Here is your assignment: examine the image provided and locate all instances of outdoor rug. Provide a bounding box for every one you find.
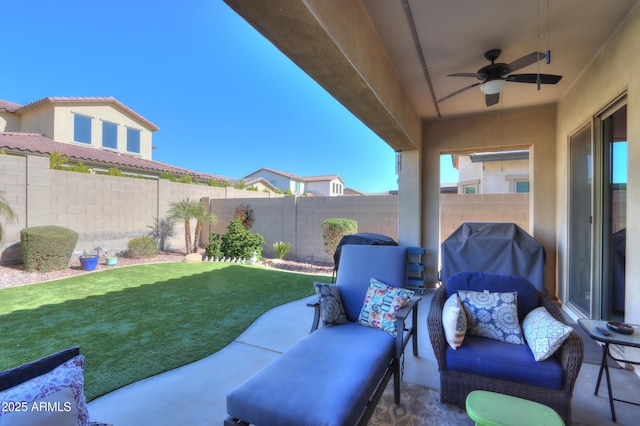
[371,381,473,426]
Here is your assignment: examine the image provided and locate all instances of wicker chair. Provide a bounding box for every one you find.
[428,274,584,425]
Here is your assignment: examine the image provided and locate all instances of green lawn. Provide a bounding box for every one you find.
[0,263,330,400]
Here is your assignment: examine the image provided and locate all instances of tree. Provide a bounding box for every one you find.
[234,204,255,229]
[0,191,17,245]
[192,204,217,253]
[167,197,201,254]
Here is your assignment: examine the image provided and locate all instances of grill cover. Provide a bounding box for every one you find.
[333,233,397,271]
[441,222,545,292]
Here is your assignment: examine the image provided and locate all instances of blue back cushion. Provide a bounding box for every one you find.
[0,347,80,391]
[446,271,539,321]
[336,245,408,322]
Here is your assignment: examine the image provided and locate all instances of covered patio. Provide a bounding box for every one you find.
[220,0,640,357]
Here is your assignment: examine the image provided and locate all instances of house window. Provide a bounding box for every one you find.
[74,114,92,144]
[295,181,301,193]
[464,186,476,194]
[126,127,141,153]
[515,181,530,193]
[102,121,118,149]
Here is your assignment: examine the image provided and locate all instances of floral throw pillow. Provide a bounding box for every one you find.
[358,278,414,337]
[314,282,347,326]
[442,293,467,349]
[0,354,89,425]
[458,290,524,345]
[523,307,573,361]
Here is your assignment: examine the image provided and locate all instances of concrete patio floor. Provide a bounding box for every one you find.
[88,291,640,425]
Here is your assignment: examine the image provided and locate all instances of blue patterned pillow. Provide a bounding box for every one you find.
[523,307,573,361]
[358,278,414,337]
[458,290,524,345]
[314,282,347,326]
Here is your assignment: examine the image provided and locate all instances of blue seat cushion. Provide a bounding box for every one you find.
[446,335,563,390]
[227,323,394,426]
[446,271,540,321]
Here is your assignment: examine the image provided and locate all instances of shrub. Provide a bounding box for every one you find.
[20,226,78,272]
[126,236,158,258]
[234,204,255,229]
[321,218,358,256]
[147,216,175,251]
[204,233,223,259]
[108,167,123,176]
[221,218,265,260]
[159,171,177,181]
[178,175,193,184]
[273,241,291,259]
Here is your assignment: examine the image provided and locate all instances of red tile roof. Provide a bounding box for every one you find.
[0,132,227,183]
[0,100,22,112]
[14,97,159,131]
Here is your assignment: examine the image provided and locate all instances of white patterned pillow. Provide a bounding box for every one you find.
[314,282,347,326]
[358,278,414,337]
[458,290,524,344]
[442,293,467,349]
[523,307,573,361]
[0,354,89,425]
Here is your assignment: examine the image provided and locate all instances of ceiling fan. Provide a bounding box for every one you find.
[437,49,562,107]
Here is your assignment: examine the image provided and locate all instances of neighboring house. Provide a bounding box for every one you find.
[244,168,346,196]
[0,97,227,184]
[450,150,530,194]
[230,176,279,193]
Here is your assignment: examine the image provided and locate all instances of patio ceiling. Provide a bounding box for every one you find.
[223,0,638,150]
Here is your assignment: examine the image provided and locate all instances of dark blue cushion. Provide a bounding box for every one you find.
[446,335,563,390]
[227,323,393,426]
[0,347,80,392]
[446,271,539,321]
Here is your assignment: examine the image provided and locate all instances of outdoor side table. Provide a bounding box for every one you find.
[577,318,640,422]
[465,390,564,426]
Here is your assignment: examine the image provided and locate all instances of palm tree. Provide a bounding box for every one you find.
[192,204,217,253]
[167,197,201,254]
[0,191,17,245]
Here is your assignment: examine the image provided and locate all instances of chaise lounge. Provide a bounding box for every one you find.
[225,245,420,426]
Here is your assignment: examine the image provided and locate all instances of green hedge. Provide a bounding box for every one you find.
[321,218,358,256]
[20,226,78,272]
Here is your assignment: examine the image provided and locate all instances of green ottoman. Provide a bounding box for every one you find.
[465,390,564,426]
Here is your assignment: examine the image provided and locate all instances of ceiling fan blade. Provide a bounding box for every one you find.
[506,73,563,84]
[437,82,482,103]
[507,52,545,73]
[448,72,481,78]
[485,93,500,107]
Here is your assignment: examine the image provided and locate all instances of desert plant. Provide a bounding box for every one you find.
[192,205,217,253]
[221,218,265,260]
[148,216,176,251]
[234,204,255,229]
[20,225,78,272]
[0,191,17,245]
[49,151,68,170]
[126,236,158,258]
[273,241,291,259]
[167,197,201,254]
[321,218,357,256]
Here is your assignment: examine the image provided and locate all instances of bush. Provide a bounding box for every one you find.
[321,218,357,256]
[126,236,158,258]
[273,241,291,259]
[204,233,223,259]
[220,218,265,260]
[20,226,78,272]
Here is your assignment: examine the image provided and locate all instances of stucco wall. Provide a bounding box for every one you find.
[556,3,640,324]
[423,103,557,295]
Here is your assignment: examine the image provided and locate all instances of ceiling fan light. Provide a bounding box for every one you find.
[480,79,506,95]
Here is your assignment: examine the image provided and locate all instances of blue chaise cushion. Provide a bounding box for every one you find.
[227,323,394,426]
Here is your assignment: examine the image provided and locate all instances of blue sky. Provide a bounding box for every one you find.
[2,1,404,193]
